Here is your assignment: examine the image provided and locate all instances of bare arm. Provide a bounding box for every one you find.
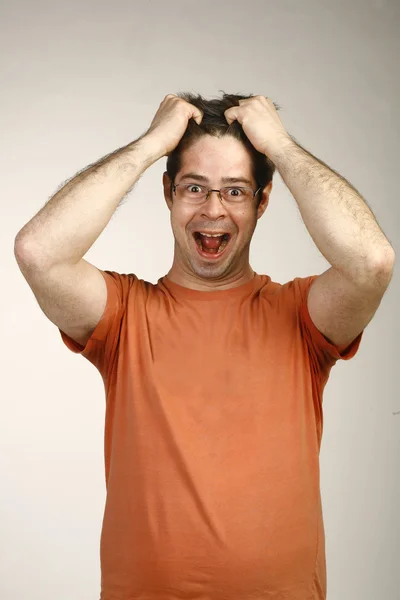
[14,95,204,347]
[14,137,159,269]
[14,137,161,346]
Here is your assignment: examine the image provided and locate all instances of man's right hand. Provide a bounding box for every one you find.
[143,94,203,159]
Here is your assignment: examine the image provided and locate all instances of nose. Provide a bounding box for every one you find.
[201,189,228,219]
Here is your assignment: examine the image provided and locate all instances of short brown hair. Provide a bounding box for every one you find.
[166,91,278,206]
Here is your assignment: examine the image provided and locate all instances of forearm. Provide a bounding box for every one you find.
[15,136,159,268]
[271,137,395,283]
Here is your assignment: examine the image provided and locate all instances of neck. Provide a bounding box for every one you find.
[166,263,255,292]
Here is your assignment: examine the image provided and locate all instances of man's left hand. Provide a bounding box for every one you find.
[224,95,291,159]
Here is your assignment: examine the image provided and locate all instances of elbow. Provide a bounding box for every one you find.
[14,232,40,267]
[367,247,395,288]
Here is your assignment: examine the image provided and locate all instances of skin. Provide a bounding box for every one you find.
[162,135,273,292]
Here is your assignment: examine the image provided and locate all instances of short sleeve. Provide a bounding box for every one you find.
[294,275,364,370]
[59,270,137,376]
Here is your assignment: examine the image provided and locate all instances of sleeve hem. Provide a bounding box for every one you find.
[58,270,117,356]
[299,281,364,361]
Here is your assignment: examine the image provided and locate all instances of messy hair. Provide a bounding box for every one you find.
[166,91,279,206]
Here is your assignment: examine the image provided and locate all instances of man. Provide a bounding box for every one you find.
[14,93,395,600]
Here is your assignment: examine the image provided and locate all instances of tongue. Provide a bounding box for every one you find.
[200,234,223,251]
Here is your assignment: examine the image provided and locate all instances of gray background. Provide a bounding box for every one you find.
[1,0,399,598]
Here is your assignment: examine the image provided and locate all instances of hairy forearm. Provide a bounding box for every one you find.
[270,137,395,284]
[15,137,159,269]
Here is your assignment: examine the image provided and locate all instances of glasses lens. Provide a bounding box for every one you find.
[176,184,208,203]
[221,187,253,202]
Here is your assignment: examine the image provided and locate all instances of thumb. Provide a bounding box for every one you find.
[191,107,203,126]
[224,107,238,126]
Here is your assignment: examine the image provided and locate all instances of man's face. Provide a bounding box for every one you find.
[163,135,272,285]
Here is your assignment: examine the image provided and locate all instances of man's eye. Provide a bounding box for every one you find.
[228,187,244,196]
[188,185,202,193]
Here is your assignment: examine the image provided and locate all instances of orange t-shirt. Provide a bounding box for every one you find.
[60,270,363,600]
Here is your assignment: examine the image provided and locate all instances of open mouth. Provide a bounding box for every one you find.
[193,232,231,257]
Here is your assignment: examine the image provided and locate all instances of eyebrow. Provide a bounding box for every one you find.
[179,172,254,187]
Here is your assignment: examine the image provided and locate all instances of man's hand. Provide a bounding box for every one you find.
[224,95,290,159]
[143,94,203,159]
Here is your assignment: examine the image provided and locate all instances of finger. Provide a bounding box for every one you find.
[192,107,203,125]
[224,107,238,125]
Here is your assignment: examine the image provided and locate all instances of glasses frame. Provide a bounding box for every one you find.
[171,181,262,204]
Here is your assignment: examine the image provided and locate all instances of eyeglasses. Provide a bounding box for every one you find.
[171,182,262,205]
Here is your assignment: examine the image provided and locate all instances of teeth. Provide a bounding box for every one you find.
[219,238,228,251]
[198,232,227,237]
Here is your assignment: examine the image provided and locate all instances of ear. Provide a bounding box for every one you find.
[163,172,173,211]
[256,181,273,219]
